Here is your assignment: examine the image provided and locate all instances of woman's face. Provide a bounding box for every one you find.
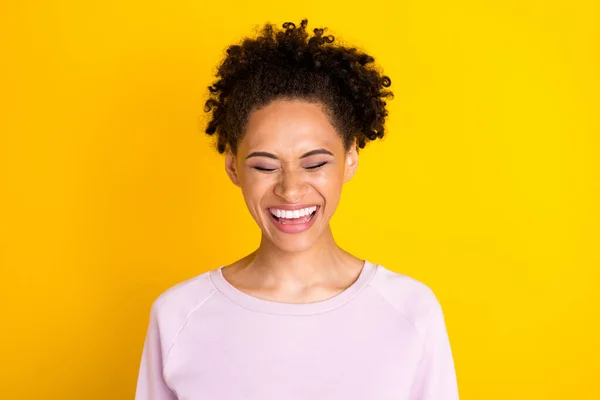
[225,98,358,253]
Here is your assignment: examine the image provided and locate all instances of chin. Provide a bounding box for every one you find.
[256,222,325,254]
[270,236,318,254]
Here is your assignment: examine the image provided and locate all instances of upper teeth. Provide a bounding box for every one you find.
[269,206,317,219]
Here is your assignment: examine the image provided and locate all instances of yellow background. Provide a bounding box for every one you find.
[1,1,598,399]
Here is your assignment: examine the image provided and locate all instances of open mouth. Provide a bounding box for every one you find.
[268,205,320,225]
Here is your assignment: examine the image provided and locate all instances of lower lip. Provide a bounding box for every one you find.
[267,206,320,234]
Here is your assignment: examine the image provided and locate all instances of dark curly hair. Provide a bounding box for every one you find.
[203,19,393,155]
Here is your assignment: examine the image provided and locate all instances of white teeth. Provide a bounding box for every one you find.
[269,206,318,219]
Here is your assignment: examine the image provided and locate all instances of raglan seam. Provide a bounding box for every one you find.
[366,284,420,334]
[162,287,218,371]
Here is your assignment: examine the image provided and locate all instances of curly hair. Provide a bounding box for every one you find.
[203,19,393,155]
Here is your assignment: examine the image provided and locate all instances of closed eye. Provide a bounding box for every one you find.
[252,162,328,172]
[252,166,277,172]
[305,162,328,170]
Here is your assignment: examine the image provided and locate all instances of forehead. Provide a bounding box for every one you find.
[240,99,343,154]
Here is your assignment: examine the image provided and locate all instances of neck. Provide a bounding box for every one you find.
[242,225,358,289]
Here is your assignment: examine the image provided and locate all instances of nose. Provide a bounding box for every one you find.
[273,166,309,202]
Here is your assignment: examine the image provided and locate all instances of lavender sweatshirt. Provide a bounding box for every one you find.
[134,260,459,400]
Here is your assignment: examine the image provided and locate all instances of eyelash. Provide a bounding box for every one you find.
[253,162,328,172]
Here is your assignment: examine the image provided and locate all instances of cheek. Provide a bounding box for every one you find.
[312,174,341,190]
[311,169,344,199]
[316,163,345,184]
[240,174,273,207]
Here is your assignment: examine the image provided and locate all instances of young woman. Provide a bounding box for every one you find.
[135,19,459,400]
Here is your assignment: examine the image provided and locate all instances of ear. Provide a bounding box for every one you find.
[225,148,241,187]
[343,141,359,183]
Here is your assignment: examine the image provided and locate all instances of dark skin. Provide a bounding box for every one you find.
[221,98,364,304]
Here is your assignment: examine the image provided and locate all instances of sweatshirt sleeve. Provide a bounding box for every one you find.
[135,303,178,400]
[409,292,459,400]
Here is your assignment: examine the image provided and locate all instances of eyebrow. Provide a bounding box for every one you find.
[245,148,334,160]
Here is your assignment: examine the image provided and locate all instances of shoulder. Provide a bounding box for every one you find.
[368,264,443,335]
[148,269,218,337]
